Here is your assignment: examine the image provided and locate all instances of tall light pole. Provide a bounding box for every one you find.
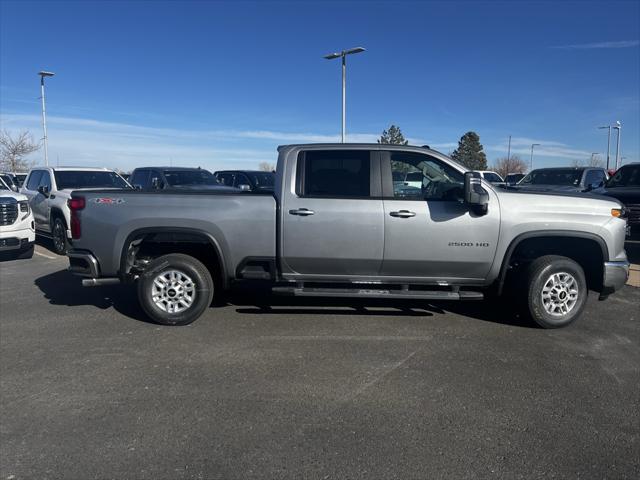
[598,125,612,170]
[38,71,55,166]
[613,120,622,170]
[530,143,540,171]
[323,47,365,143]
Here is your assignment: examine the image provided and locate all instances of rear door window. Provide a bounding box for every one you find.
[297,150,371,198]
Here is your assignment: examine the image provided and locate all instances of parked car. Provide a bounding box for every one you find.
[504,173,526,186]
[214,170,276,192]
[20,166,131,255]
[593,163,640,238]
[68,144,628,329]
[0,176,35,260]
[515,167,608,193]
[130,167,236,191]
[477,171,505,185]
[0,173,19,192]
[8,172,28,188]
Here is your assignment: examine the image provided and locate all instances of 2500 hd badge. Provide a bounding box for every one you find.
[448,242,490,247]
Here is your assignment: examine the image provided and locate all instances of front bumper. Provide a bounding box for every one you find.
[0,227,36,251]
[601,260,630,297]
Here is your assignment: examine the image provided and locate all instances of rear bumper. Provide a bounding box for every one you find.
[601,260,630,296]
[67,249,100,277]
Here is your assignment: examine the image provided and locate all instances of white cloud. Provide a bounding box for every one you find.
[551,40,639,50]
[486,137,593,161]
[0,112,442,170]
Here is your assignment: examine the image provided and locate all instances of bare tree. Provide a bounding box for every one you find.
[492,155,528,179]
[0,130,40,172]
[571,155,605,168]
[258,161,275,172]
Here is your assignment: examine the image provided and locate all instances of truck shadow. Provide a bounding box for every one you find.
[34,269,533,328]
[34,269,151,323]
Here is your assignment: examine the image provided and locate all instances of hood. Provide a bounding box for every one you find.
[0,190,28,202]
[512,184,583,193]
[592,186,640,205]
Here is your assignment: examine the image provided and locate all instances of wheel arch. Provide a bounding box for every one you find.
[497,230,608,295]
[119,227,229,290]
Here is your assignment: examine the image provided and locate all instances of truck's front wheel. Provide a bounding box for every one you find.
[524,255,587,329]
[138,254,214,326]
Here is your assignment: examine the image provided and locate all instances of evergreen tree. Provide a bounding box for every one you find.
[450,131,487,170]
[378,125,408,145]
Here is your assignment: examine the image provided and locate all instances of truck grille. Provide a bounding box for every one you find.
[627,204,640,225]
[0,200,18,226]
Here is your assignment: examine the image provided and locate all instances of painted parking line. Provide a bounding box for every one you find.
[34,251,57,260]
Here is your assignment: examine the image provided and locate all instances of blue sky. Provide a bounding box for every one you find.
[1,0,638,171]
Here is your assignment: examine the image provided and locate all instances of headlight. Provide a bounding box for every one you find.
[19,201,29,213]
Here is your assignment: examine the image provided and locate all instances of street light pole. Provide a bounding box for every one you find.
[613,121,622,170]
[38,71,55,167]
[598,125,612,170]
[324,47,365,143]
[530,143,540,170]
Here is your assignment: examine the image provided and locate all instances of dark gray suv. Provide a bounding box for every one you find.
[515,167,609,193]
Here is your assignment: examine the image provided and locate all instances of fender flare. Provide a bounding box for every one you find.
[496,230,608,295]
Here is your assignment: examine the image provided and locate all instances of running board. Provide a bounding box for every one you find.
[271,286,483,301]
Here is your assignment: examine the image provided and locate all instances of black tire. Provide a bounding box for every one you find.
[137,253,214,326]
[16,243,34,260]
[524,255,587,329]
[51,217,68,255]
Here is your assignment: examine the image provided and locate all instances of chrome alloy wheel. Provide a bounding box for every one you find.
[151,269,196,313]
[541,272,579,317]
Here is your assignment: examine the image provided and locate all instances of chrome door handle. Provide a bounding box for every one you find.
[289,208,315,216]
[390,210,416,218]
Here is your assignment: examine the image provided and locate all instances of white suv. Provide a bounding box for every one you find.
[0,177,35,259]
[21,167,130,255]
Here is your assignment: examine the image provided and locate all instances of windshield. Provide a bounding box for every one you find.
[0,177,8,190]
[606,164,640,188]
[247,172,275,188]
[54,171,130,190]
[163,170,218,186]
[519,169,582,186]
[483,172,503,183]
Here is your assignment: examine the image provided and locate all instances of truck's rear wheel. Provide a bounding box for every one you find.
[52,217,68,255]
[137,253,214,326]
[524,255,587,329]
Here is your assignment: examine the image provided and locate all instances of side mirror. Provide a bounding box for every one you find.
[237,184,251,191]
[464,172,489,215]
[37,185,50,196]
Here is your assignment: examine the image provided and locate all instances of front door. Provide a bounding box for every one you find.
[280,149,384,278]
[380,151,500,281]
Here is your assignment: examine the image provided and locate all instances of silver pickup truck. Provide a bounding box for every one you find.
[67,144,630,328]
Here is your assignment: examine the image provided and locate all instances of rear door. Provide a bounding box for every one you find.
[280,149,384,278]
[380,150,500,280]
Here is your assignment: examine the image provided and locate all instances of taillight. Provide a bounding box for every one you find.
[68,196,85,239]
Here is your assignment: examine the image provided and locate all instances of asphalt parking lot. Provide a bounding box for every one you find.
[1,241,639,479]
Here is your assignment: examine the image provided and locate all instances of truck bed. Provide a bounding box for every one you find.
[71,190,277,278]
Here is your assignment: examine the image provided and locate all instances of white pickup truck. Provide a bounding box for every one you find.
[21,166,131,255]
[0,177,35,259]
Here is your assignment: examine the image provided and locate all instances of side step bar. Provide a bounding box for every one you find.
[272,286,483,301]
